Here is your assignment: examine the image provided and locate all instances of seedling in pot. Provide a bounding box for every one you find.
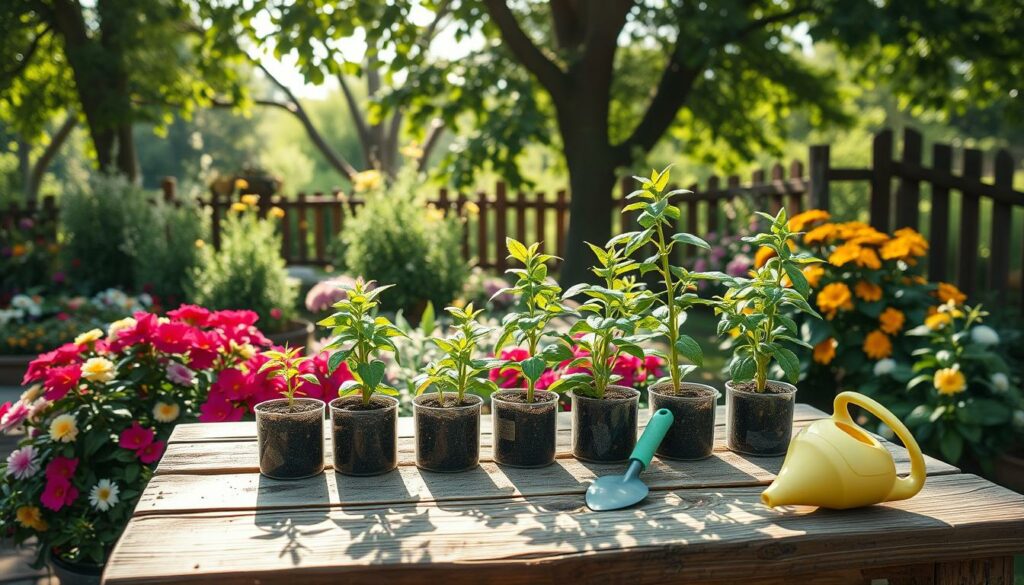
[551,241,657,461]
[716,208,823,455]
[611,166,723,460]
[254,345,325,480]
[412,304,499,471]
[318,279,406,475]
[490,238,573,467]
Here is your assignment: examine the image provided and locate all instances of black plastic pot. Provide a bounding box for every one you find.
[491,389,558,468]
[569,386,639,463]
[329,395,398,476]
[49,553,103,585]
[254,398,325,479]
[725,380,797,456]
[648,381,719,460]
[413,393,483,472]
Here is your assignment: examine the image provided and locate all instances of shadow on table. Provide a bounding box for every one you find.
[253,472,331,566]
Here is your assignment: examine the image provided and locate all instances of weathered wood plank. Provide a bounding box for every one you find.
[934,556,1015,585]
[168,404,826,444]
[103,474,1024,585]
[138,436,958,516]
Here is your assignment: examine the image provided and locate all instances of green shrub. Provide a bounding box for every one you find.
[59,174,206,301]
[339,171,469,313]
[188,202,297,331]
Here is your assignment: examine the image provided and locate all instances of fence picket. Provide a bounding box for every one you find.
[788,161,804,213]
[296,193,308,264]
[706,175,720,235]
[494,182,508,272]
[959,149,983,298]
[770,164,785,214]
[896,128,923,229]
[515,190,527,249]
[928,144,953,282]
[476,191,489,267]
[535,192,546,252]
[990,151,1015,297]
[870,130,894,232]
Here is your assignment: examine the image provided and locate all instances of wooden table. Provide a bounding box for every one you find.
[103,404,1024,585]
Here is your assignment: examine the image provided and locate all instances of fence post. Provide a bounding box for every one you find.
[928,144,953,283]
[788,160,804,213]
[896,127,922,229]
[771,163,786,213]
[870,129,894,231]
[160,177,177,203]
[959,149,983,299]
[989,150,1015,299]
[494,182,508,272]
[808,145,830,211]
[476,190,489,268]
[296,192,308,264]
[706,175,719,235]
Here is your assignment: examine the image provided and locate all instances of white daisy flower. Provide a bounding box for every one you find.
[89,479,120,511]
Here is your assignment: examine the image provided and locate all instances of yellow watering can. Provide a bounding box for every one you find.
[761,391,926,510]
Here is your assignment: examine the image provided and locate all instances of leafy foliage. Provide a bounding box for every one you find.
[493,238,573,402]
[609,166,718,392]
[414,304,499,405]
[258,346,320,409]
[318,279,406,406]
[717,208,821,391]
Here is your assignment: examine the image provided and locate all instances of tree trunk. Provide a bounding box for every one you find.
[560,149,617,286]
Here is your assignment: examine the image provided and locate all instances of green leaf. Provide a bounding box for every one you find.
[327,350,349,375]
[773,345,800,383]
[783,263,809,298]
[730,356,756,381]
[420,301,435,334]
[939,430,963,464]
[673,335,703,366]
[520,356,546,383]
[506,238,529,262]
[356,360,386,391]
[671,232,710,250]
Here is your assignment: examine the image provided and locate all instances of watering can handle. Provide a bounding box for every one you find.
[833,391,926,502]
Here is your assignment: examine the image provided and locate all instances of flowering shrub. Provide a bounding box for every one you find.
[458,268,515,314]
[1,215,62,298]
[0,305,278,567]
[872,303,1022,469]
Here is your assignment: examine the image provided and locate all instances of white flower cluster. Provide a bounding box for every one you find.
[91,288,152,313]
[0,294,44,325]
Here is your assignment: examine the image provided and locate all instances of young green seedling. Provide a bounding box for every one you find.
[258,345,320,409]
[414,303,500,406]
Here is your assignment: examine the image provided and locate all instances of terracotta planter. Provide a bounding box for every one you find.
[725,379,796,456]
[0,354,32,386]
[49,554,102,585]
[993,451,1024,494]
[413,394,483,472]
[569,386,639,463]
[330,395,398,476]
[491,389,558,468]
[267,319,315,354]
[648,381,719,460]
[254,398,325,479]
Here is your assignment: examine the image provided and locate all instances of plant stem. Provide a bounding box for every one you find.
[655,223,680,393]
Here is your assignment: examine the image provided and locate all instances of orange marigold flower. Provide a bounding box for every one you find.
[936,282,967,305]
[813,338,837,365]
[803,264,825,288]
[816,282,853,319]
[880,237,911,260]
[879,307,905,335]
[854,281,883,302]
[934,367,966,396]
[828,242,863,267]
[857,247,882,269]
[893,228,929,256]
[862,330,893,360]
[754,246,776,269]
[788,209,831,232]
[847,226,890,246]
[803,223,837,245]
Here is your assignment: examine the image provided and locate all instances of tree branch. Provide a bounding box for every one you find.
[336,73,373,167]
[1,24,51,86]
[418,119,445,173]
[550,0,585,50]
[28,110,76,201]
[482,0,567,100]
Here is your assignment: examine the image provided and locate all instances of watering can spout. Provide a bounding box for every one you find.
[760,437,832,508]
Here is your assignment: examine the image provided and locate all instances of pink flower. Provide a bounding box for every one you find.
[45,456,78,483]
[199,396,246,422]
[208,310,259,329]
[212,368,254,401]
[41,479,78,512]
[138,440,166,464]
[536,370,559,390]
[167,304,211,326]
[111,312,159,349]
[642,355,665,380]
[0,401,30,432]
[305,278,352,313]
[612,354,642,388]
[270,308,283,320]
[43,365,82,401]
[118,423,155,451]
[152,322,195,354]
[489,348,531,388]
[185,329,222,370]
[166,362,196,386]
[5,445,39,479]
[22,345,83,385]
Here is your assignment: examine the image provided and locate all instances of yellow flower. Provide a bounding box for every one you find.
[268,206,286,219]
[425,204,445,222]
[803,264,825,288]
[241,194,260,206]
[893,228,929,256]
[803,223,837,245]
[788,209,831,232]
[82,357,116,383]
[11,244,27,257]
[400,142,425,159]
[828,242,862,267]
[847,226,890,246]
[925,312,952,330]
[854,281,883,302]
[463,201,480,217]
[230,202,247,213]
[934,367,966,395]
[936,282,966,305]
[74,328,104,346]
[153,401,180,423]
[862,330,893,360]
[49,414,79,443]
[16,506,47,531]
[816,282,853,319]
[20,384,43,403]
[353,170,382,192]
[107,317,137,340]
[754,246,776,269]
[195,239,205,249]
[879,307,905,335]
[813,338,837,365]
[234,178,249,190]
[857,247,881,269]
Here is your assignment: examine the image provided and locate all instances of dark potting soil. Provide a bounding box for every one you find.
[331,397,397,476]
[648,383,717,460]
[415,395,482,472]
[571,387,639,463]
[727,381,796,456]
[492,390,557,468]
[729,380,792,394]
[256,399,324,480]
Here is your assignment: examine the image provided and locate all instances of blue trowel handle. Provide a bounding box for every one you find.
[630,408,674,471]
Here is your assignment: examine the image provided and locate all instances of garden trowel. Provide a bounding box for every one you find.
[585,408,674,511]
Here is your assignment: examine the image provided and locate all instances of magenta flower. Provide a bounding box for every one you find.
[118,422,155,451]
[0,401,30,432]
[41,479,79,512]
[5,445,39,479]
[137,440,166,464]
[45,456,78,483]
[44,365,82,401]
